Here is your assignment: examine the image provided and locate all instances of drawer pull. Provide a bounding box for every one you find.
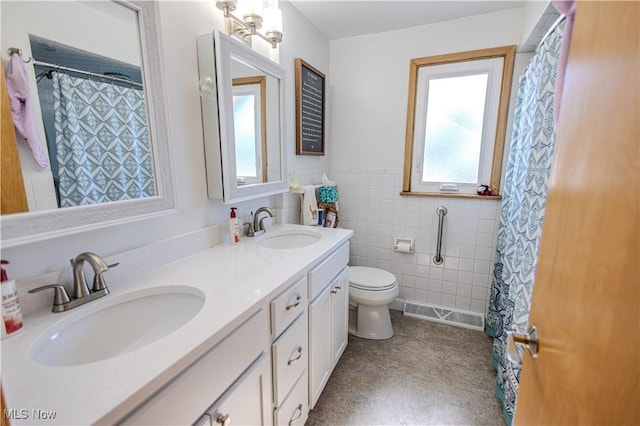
[216,413,231,426]
[287,346,303,365]
[285,295,302,310]
[288,403,303,425]
[330,284,340,295]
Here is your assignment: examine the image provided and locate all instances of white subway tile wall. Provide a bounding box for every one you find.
[331,168,500,314]
[22,171,58,212]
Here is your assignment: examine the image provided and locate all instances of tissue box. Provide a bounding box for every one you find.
[318,186,338,203]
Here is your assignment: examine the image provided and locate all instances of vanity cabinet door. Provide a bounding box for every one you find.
[330,267,349,367]
[308,283,332,408]
[206,353,272,426]
[308,266,350,409]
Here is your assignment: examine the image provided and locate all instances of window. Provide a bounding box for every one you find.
[402,46,515,196]
[232,76,267,184]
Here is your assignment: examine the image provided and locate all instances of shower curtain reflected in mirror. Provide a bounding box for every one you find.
[52,72,155,207]
[485,20,565,425]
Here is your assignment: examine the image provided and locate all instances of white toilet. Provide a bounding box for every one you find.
[348,266,399,340]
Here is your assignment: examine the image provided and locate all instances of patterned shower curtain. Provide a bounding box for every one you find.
[52,72,155,207]
[485,20,565,425]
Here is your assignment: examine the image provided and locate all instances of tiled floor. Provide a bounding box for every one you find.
[305,310,504,426]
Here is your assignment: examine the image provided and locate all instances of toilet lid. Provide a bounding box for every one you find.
[349,266,397,291]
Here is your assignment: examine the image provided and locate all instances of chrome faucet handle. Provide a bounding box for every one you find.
[29,284,71,313]
[93,262,118,292]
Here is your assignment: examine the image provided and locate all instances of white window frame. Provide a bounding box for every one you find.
[402,46,516,198]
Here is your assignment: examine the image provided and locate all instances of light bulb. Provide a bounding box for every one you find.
[241,0,263,19]
[263,7,282,33]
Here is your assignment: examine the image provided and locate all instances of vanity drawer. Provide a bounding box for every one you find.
[308,242,349,300]
[271,276,307,337]
[122,309,269,425]
[272,311,308,406]
[274,370,308,426]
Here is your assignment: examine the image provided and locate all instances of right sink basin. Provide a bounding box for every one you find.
[257,227,322,249]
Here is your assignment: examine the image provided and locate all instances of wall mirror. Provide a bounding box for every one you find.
[197,32,287,204]
[1,1,175,247]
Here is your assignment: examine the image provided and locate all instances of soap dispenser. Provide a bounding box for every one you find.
[229,207,240,245]
[1,260,24,338]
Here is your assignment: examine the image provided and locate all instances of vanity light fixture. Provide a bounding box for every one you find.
[216,0,283,48]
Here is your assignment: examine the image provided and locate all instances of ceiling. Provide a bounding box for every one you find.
[286,1,525,40]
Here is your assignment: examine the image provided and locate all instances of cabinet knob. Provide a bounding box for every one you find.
[216,413,231,426]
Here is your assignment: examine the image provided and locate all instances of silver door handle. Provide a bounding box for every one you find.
[288,346,303,365]
[286,295,302,310]
[506,325,539,366]
[288,403,303,425]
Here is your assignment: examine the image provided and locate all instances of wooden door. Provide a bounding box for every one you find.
[1,66,29,214]
[515,2,639,424]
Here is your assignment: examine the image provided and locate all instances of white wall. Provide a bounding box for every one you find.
[328,8,528,314]
[1,1,330,282]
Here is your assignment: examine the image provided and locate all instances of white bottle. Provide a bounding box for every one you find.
[229,207,240,245]
[1,260,24,339]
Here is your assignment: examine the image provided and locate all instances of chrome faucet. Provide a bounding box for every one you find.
[253,207,275,235]
[29,252,118,313]
[71,252,113,298]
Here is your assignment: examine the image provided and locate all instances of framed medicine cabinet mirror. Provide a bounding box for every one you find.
[1,1,176,248]
[197,32,287,204]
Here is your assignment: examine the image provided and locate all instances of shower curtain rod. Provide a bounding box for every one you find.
[537,15,566,50]
[33,60,143,88]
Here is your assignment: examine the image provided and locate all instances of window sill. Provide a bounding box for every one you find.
[400,191,502,200]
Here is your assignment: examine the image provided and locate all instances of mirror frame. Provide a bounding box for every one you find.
[214,32,287,204]
[0,1,176,248]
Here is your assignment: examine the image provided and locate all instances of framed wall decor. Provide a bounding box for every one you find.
[295,58,325,155]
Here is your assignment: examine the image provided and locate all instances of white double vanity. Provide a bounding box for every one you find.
[2,225,352,425]
[1,1,352,424]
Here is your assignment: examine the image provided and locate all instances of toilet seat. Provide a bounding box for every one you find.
[349,266,397,291]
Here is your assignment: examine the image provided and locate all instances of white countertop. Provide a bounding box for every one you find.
[1,225,352,425]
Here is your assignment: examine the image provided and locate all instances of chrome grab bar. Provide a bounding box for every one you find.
[433,206,447,265]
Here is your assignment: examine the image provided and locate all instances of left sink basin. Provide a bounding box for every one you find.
[31,286,205,367]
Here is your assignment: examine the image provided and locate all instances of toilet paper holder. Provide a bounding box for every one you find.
[393,237,415,253]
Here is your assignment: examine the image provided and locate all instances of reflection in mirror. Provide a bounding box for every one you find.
[233,76,267,185]
[2,1,155,212]
[1,1,176,247]
[31,35,156,208]
[197,32,287,204]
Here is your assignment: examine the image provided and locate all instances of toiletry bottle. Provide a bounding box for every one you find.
[1,260,24,338]
[229,207,240,245]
